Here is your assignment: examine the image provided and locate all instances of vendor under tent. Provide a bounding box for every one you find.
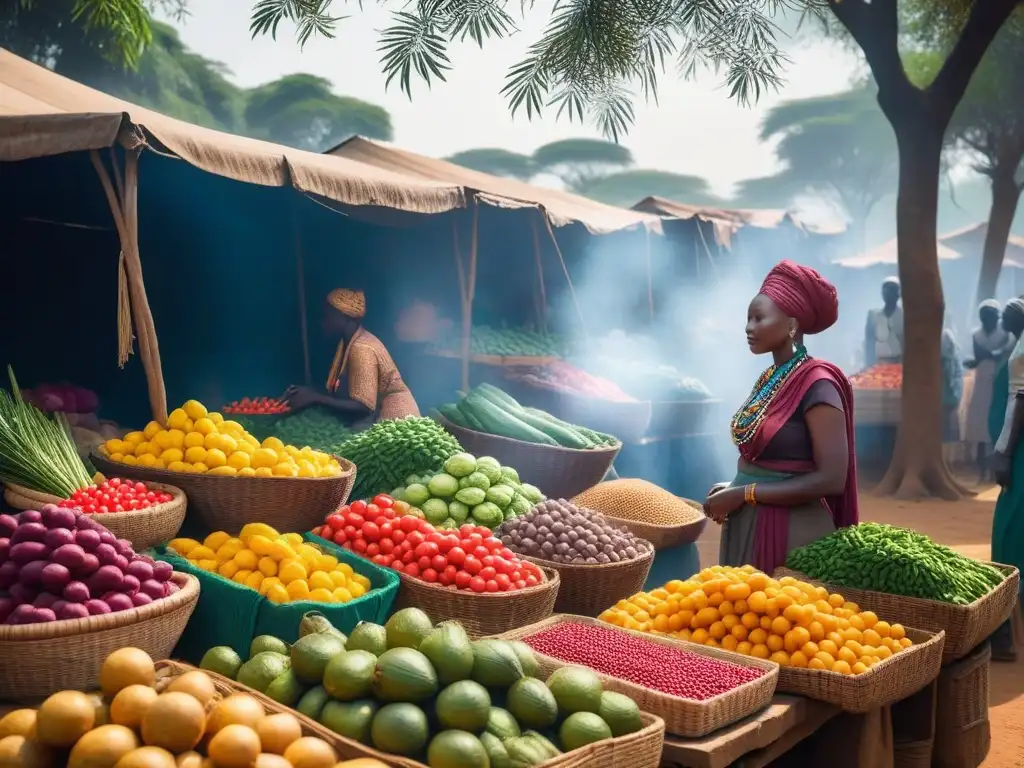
[0,48,466,429]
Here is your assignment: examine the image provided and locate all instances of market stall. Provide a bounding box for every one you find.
[848,363,901,473]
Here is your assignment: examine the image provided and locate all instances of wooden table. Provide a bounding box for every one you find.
[660,695,840,768]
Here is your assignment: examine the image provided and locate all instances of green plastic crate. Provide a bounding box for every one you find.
[153,537,398,664]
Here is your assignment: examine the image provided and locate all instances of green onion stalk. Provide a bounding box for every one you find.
[0,366,94,498]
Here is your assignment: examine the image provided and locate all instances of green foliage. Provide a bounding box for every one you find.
[250,0,828,140]
[530,138,634,191]
[444,149,535,180]
[576,170,719,208]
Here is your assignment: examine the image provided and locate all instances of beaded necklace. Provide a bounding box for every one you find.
[731,344,809,446]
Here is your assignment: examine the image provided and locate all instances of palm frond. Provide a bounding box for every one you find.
[250,0,344,46]
[378,8,452,97]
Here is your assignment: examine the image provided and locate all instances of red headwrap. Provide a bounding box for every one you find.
[760,260,839,335]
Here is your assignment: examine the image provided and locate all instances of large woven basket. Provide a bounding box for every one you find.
[522,544,654,617]
[392,566,560,639]
[598,504,707,551]
[0,572,199,704]
[775,627,945,713]
[933,641,991,768]
[3,481,187,550]
[776,565,1019,663]
[435,415,620,500]
[157,659,666,768]
[91,452,355,535]
[497,615,778,738]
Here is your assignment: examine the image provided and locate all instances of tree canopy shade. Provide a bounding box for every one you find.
[578,170,720,208]
[444,148,535,180]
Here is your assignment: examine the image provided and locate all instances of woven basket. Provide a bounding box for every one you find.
[598,503,707,551]
[521,544,655,617]
[775,627,945,713]
[933,641,991,768]
[776,565,1020,663]
[435,415,620,500]
[2,482,63,510]
[91,452,355,535]
[497,615,778,738]
[157,659,666,768]
[0,573,199,704]
[893,740,934,768]
[391,566,560,639]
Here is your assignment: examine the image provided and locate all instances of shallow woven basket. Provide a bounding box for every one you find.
[157,659,666,768]
[435,415,620,500]
[497,615,779,738]
[776,565,1019,663]
[91,452,355,535]
[392,566,560,639]
[4,481,187,551]
[521,543,655,617]
[0,573,199,704]
[775,627,945,713]
[596,499,707,551]
[933,641,992,768]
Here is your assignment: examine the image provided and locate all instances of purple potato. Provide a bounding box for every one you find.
[18,560,48,586]
[0,515,18,537]
[7,604,37,625]
[11,523,47,545]
[113,555,129,572]
[85,599,111,616]
[74,528,101,551]
[57,602,90,620]
[51,544,87,571]
[51,599,67,614]
[9,542,50,565]
[115,539,135,558]
[41,563,71,592]
[94,543,118,567]
[75,514,102,531]
[43,528,76,550]
[0,561,18,589]
[8,583,37,605]
[121,574,140,595]
[88,565,123,594]
[0,537,9,564]
[151,561,173,583]
[98,531,117,546]
[40,506,77,530]
[63,581,91,603]
[33,593,59,609]
[130,592,153,607]
[18,510,42,524]
[104,593,133,612]
[75,553,100,578]
[126,560,153,582]
[139,579,164,599]
[33,608,56,623]
[0,596,16,623]
[164,581,179,596]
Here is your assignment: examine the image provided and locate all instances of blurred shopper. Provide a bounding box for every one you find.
[864,277,903,367]
[964,300,1014,482]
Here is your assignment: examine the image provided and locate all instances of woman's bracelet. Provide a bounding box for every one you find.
[744,483,757,505]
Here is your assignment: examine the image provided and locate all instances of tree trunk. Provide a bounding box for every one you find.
[877,120,965,500]
[974,164,1023,305]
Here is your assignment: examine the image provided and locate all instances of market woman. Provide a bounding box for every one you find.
[284,289,420,425]
[704,261,858,573]
[987,298,1024,661]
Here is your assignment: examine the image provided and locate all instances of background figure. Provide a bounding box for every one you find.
[964,299,1013,482]
[864,277,903,367]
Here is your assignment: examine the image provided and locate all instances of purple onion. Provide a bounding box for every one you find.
[41,506,77,530]
[140,579,164,599]
[113,555,129,572]
[104,593,133,612]
[11,522,47,544]
[121,574,140,595]
[98,531,117,546]
[57,602,89,620]
[74,528,101,551]
[41,563,71,592]
[75,553,100,577]
[0,515,18,537]
[94,543,118,567]
[18,560,47,586]
[33,608,56,623]
[126,560,154,582]
[130,592,153,607]
[164,581,179,596]
[7,604,36,624]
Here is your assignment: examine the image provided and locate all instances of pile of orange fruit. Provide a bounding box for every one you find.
[598,565,913,675]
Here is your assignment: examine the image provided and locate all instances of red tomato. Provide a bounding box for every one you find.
[473,546,489,560]
[109,478,122,487]
[443,534,461,551]
[362,522,381,541]
[365,543,380,558]
[422,568,438,583]
[373,494,394,508]
[514,579,526,590]
[417,556,432,571]
[127,499,139,510]
[350,499,367,515]
[405,563,421,578]
[430,555,447,572]
[495,574,512,591]
[402,549,416,565]
[464,557,482,575]
[365,504,380,518]
[426,532,444,546]
[352,538,367,554]
[485,537,503,551]
[392,529,406,545]
[325,514,345,530]
[407,531,426,548]
[348,513,366,527]
[475,526,492,538]
[466,533,484,547]
[379,522,394,539]
[469,576,486,593]
[391,561,405,572]
[414,542,439,559]
[399,516,420,533]
[525,574,539,587]
[500,549,517,561]
[372,554,390,566]
[485,579,500,593]
[454,571,472,589]
[481,555,495,568]
[139,501,151,509]
[374,516,390,528]
[311,526,322,537]
[134,482,147,494]
[379,539,394,555]
[447,547,467,567]
[479,566,496,581]
[333,530,348,545]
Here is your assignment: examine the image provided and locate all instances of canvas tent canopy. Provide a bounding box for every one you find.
[835,227,1024,269]
[327,136,662,236]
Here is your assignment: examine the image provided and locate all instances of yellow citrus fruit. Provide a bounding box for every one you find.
[233,550,258,570]
[159,448,183,465]
[205,449,227,469]
[183,400,208,421]
[279,561,307,584]
[136,454,157,468]
[183,432,205,449]
[308,588,333,603]
[262,436,285,452]
[232,570,252,584]
[244,572,264,591]
[208,466,237,476]
[123,431,145,445]
[266,584,289,603]
[167,409,189,430]
[194,418,216,436]
[238,467,257,477]
[184,446,207,465]
[191,463,209,474]
[166,461,188,473]
[252,449,278,469]
[218,435,239,454]
[228,452,251,470]
[332,588,353,603]
[218,561,239,579]
[273,463,297,477]
[255,467,273,478]
[204,531,230,550]
[258,557,278,577]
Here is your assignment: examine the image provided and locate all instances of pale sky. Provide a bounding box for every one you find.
[161,2,863,197]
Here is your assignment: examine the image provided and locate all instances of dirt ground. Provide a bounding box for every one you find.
[694,483,1023,768]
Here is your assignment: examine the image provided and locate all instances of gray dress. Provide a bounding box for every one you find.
[719,380,841,568]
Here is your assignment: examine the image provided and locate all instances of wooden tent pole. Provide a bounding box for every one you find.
[462,200,480,392]
[290,197,312,386]
[541,212,587,337]
[530,217,548,332]
[90,150,168,423]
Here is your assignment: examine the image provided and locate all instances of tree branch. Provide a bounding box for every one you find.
[930,0,1021,118]
[827,0,909,104]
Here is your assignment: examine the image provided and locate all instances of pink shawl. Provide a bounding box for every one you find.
[740,359,858,572]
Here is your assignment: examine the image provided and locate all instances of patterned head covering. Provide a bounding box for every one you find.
[759,260,839,336]
[327,289,366,319]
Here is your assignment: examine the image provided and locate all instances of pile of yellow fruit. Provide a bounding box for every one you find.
[599,565,914,675]
[98,399,343,478]
[169,524,372,605]
[0,646,385,768]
